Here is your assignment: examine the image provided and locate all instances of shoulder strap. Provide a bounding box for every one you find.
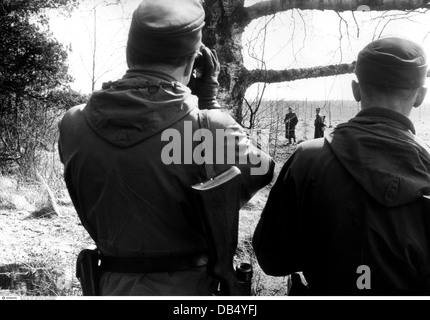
[198,109,216,180]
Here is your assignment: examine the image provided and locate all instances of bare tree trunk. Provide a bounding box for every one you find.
[202,0,249,123]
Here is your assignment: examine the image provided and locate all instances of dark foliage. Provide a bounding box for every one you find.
[0,0,86,174]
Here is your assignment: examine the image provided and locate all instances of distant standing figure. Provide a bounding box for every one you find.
[314,108,325,138]
[284,107,298,144]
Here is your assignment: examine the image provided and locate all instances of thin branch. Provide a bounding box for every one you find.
[244,0,429,25]
[335,12,345,62]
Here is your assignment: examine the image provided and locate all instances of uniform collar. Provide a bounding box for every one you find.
[123,68,179,83]
[356,107,416,135]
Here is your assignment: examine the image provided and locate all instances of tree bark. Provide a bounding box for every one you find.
[244,0,429,23]
[244,63,356,85]
[202,0,249,122]
[245,63,430,85]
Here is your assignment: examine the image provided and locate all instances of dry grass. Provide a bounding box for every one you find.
[0,149,94,297]
[0,204,94,296]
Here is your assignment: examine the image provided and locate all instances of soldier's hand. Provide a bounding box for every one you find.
[189,46,221,110]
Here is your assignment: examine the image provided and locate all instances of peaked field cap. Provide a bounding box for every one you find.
[127,0,205,59]
[355,37,428,89]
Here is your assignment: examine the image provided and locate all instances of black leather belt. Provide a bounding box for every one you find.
[100,252,209,274]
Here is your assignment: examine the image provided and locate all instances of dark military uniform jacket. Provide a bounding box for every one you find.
[314,114,325,138]
[253,107,430,295]
[284,113,298,130]
[59,69,274,295]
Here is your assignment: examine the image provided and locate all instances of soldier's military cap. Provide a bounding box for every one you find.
[127,0,205,59]
[355,37,428,89]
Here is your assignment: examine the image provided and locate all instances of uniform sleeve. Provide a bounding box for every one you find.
[206,109,275,207]
[57,117,66,165]
[57,104,86,164]
[252,150,304,276]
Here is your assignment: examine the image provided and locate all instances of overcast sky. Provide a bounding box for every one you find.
[49,0,430,102]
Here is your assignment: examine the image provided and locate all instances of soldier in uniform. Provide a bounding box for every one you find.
[253,37,430,295]
[59,0,274,296]
[284,107,299,144]
[314,108,326,139]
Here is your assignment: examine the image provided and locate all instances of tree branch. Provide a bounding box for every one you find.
[245,63,356,85]
[244,0,429,23]
[244,62,430,86]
